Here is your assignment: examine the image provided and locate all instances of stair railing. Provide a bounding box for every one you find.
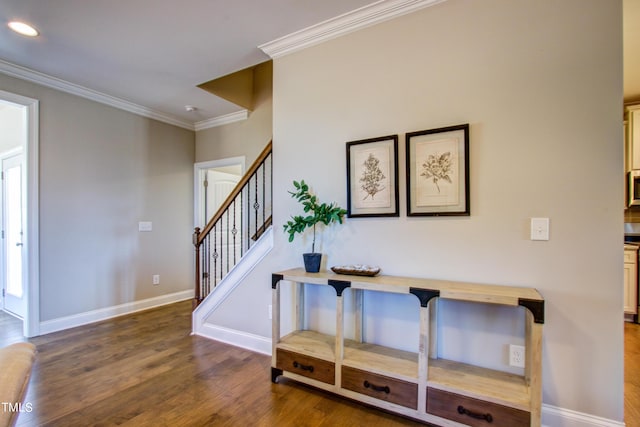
[193,141,272,308]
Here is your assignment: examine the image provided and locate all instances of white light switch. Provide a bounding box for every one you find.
[138,221,152,232]
[530,218,549,241]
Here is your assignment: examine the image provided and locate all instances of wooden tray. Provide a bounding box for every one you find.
[331,265,381,277]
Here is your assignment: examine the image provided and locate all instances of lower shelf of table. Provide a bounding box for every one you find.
[276,330,419,380]
[427,358,531,411]
[275,330,531,412]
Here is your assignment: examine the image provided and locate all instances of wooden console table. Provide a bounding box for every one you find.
[271,268,544,427]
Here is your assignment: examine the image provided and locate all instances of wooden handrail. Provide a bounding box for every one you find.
[197,140,272,246]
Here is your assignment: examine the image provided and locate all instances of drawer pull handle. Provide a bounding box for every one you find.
[292,361,314,373]
[457,405,493,423]
[363,380,390,394]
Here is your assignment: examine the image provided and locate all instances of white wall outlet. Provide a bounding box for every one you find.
[153,275,160,285]
[268,304,272,320]
[530,217,549,241]
[509,344,525,368]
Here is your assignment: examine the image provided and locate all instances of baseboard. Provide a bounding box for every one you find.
[542,404,625,427]
[39,290,194,336]
[194,323,272,355]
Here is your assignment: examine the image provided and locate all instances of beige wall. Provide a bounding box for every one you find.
[0,73,195,321]
[195,61,272,165]
[206,0,624,422]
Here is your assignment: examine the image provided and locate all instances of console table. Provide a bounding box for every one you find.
[271,268,544,427]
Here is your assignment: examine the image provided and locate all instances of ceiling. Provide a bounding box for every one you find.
[0,1,636,129]
[0,0,375,128]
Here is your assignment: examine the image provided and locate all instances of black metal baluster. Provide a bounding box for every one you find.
[228,209,231,279]
[232,199,237,266]
[219,218,223,285]
[203,234,209,298]
[254,174,258,246]
[212,224,218,289]
[238,188,244,258]
[247,176,251,249]
[262,163,266,232]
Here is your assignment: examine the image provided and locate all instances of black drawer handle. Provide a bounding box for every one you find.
[457,405,493,423]
[363,380,390,394]
[292,361,314,373]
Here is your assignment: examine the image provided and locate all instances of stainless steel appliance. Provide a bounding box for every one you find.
[629,171,640,207]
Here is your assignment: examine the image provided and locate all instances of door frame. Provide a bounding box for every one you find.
[193,156,245,229]
[1,148,25,318]
[0,90,39,337]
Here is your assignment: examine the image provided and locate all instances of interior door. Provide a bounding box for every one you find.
[2,153,25,318]
[205,169,241,224]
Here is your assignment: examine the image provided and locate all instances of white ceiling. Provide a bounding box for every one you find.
[0,1,636,129]
[0,0,376,127]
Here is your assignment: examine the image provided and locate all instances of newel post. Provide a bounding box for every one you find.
[193,227,201,310]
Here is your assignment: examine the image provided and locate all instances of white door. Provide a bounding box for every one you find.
[205,169,241,225]
[2,153,25,318]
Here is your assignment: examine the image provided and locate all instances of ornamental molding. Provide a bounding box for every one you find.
[259,0,447,59]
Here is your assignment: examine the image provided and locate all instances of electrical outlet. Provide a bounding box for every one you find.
[509,344,525,368]
[268,304,272,320]
[153,275,160,285]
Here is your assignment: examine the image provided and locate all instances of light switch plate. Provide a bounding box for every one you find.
[530,217,549,241]
[138,221,152,232]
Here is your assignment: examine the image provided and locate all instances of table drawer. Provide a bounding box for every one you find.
[427,388,530,427]
[276,349,335,385]
[342,366,417,409]
[625,250,637,263]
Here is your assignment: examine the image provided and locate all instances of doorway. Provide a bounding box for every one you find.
[0,91,39,338]
[2,150,26,319]
[194,157,245,229]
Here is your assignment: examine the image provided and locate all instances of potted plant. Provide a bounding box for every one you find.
[283,180,347,272]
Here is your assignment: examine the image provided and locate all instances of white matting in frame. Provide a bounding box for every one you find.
[346,135,399,217]
[406,124,469,216]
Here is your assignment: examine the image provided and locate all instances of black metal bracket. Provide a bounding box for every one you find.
[409,288,440,307]
[328,279,351,296]
[518,298,545,324]
[272,274,284,289]
[271,367,283,383]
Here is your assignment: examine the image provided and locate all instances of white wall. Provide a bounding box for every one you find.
[206,0,623,422]
[0,73,195,322]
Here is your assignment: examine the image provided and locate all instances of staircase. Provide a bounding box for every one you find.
[192,141,272,309]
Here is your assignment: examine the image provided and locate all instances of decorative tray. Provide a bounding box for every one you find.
[331,265,381,277]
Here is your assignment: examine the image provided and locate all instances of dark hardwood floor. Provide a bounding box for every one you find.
[4,303,639,426]
[0,309,24,347]
[1,302,422,426]
[626,322,640,427]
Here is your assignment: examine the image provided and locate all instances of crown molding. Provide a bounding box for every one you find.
[194,109,249,131]
[259,0,447,59]
[0,59,195,131]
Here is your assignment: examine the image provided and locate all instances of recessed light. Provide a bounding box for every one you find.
[8,21,39,37]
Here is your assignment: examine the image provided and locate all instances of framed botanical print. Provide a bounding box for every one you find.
[406,124,469,216]
[346,135,399,217]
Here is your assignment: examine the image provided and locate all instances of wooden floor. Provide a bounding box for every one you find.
[4,304,640,426]
[626,322,640,427]
[1,302,423,427]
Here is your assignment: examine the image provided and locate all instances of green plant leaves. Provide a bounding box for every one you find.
[282,180,347,252]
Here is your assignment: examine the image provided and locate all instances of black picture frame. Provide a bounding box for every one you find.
[406,124,469,216]
[346,135,399,218]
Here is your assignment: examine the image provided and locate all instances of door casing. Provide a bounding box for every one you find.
[0,90,39,337]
